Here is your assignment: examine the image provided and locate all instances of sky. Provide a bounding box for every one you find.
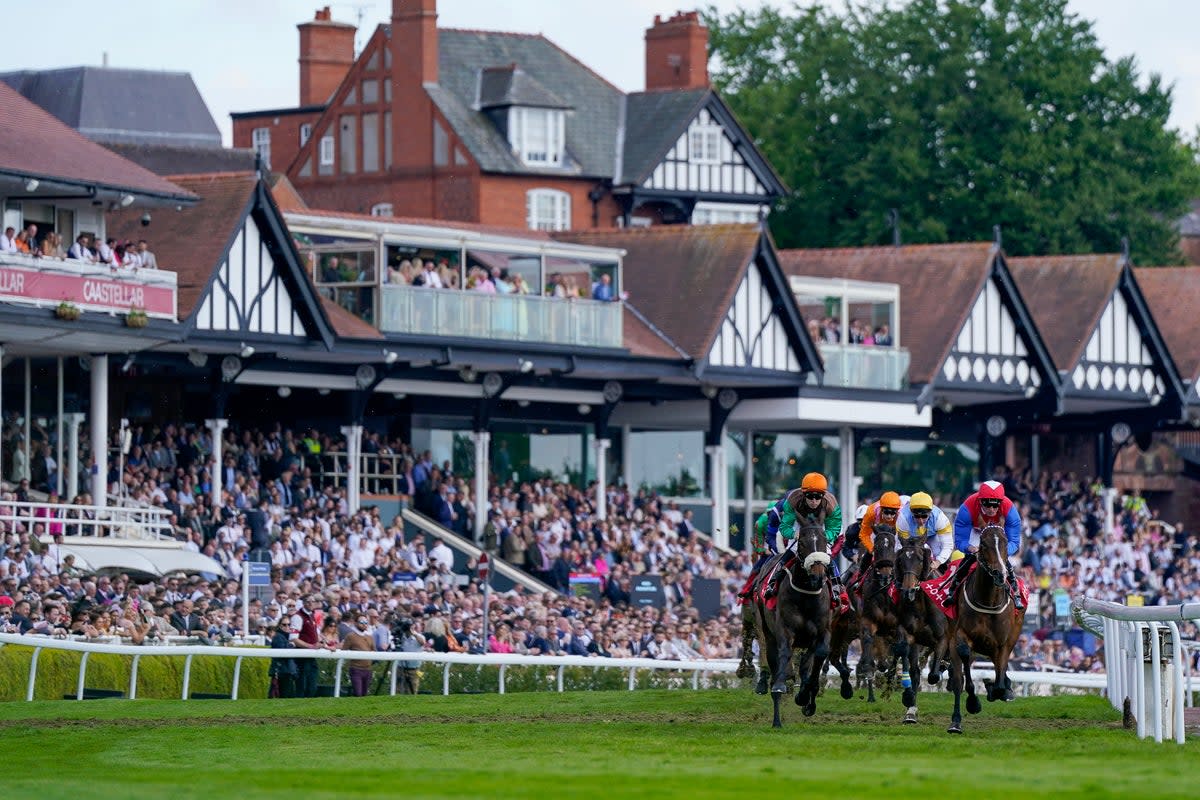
[2,0,1199,146]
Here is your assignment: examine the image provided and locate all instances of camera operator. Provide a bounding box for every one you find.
[392,615,425,695]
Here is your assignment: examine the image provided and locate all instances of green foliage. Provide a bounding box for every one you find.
[707,0,1200,263]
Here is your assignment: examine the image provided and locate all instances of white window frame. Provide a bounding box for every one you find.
[688,124,721,165]
[300,123,312,147]
[319,134,335,166]
[691,201,764,226]
[526,189,571,232]
[370,203,394,217]
[509,107,565,166]
[251,127,271,170]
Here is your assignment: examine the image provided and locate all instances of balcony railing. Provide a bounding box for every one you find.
[380,285,622,348]
[0,252,177,319]
[818,343,910,390]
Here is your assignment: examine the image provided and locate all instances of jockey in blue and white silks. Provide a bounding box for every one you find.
[896,491,954,568]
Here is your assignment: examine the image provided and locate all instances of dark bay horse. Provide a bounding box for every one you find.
[893,536,948,724]
[856,524,900,703]
[947,525,1026,734]
[752,523,832,727]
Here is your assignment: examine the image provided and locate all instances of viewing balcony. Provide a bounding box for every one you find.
[379,285,622,348]
[818,343,910,390]
[0,252,177,319]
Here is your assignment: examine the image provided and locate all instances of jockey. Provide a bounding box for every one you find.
[896,492,954,569]
[951,480,1024,608]
[857,491,904,553]
[832,503,869,563]
[737,512,777,601]
[763,473,846,608]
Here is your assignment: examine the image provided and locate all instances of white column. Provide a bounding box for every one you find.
[56,357,64,496]
[706,443,728,549]
[471,430,491,539]
[838,426,858,524]
[620,425,632,489]
[23,358,31,477]
[340,424,363,512]
[1104,487,1117,539]
[594,438,611,520]
[65,414,84,501]
[205,418,229,513]
[743,430,754,557]
[89,355,108,511]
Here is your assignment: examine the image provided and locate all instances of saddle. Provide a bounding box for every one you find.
[920,560,1028,620]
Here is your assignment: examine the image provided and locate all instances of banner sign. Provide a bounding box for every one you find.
[569,573,602,601]
[631,575,664,609]
[0,261,176,317]
[247,561,272,587]
[691,577,722,620]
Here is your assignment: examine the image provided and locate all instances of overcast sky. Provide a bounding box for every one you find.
[3,0,1198,146]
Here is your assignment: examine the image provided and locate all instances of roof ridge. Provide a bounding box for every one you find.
[441,27,623,95]
[567,222,759,238]
[166,170,257,181]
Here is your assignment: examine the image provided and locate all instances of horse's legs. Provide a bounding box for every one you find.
[829,617,855,700]
[736,606,757,679]
[947,630,964,734]
[960,640,981,715]
[861,624,877,703]
[898,634,917,711]
[772,632,792,695]
[801,635,831,717]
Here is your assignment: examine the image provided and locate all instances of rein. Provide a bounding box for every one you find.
[962,559,1012,615]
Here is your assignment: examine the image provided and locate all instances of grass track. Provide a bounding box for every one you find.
[0,690,1194,799]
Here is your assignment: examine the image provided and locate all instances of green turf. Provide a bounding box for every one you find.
[0,689,1193,799]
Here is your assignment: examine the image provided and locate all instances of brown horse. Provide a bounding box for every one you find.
[752,523,833,727]
[856,524,900,703]
[946,525,1026,734]
[893,535,948,724]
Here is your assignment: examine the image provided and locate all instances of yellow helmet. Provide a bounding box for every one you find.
[909,492,933,510]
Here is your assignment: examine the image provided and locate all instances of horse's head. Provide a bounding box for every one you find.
[896,535,932,601]
[871,523,898,580]
[794,523,830,580]
[978,525,1009,587]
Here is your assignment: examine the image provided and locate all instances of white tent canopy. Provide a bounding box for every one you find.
[54,541,225,579]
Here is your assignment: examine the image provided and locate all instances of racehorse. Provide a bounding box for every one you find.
[752,523,833,727]
[946,525,1026,734]
[893,535,948,724]
[856,524,900,704]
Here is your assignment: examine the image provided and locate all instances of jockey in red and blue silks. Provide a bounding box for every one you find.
[951,480,1024,608]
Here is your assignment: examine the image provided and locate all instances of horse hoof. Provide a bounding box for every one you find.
[966,696,981,715]
[794,691,808,707]
[736,662,754,680]
[947,724,962,735]
[902,688,915,708]
[803,702,816,717]
[1003,688,1014,702]
[903,708,918,725]
[772,721,782,729]
[840,682,853,700]
[927,671,941,686]
[755,674,770,695]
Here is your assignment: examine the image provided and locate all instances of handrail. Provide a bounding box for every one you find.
[1076,596,1200,623]
[0,499,172,540]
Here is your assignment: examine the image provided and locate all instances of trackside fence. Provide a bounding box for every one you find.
[1073,596,1200,744]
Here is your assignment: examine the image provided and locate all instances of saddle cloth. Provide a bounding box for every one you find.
[920,560,1028,620]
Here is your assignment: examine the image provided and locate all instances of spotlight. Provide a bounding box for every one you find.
[384,350,399,366]
[239,344,255,358]
[187,350,208,368]
[24,179,39,192]
[318,388,331,396]
[220,355,242,382]
[517,399,530,408]
[355,364,377,390]
[120,355,135,374]
[577,403,592,415]
[459,367,477,383]
[278,386,292,398]
[701,383,718,399]
[518,358,534,373]
[393,392,407,401]
[120,194,135,207]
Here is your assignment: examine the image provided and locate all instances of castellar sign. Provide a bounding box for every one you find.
[0,263,175,317]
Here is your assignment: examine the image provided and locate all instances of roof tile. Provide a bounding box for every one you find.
[1133,266,1200,383]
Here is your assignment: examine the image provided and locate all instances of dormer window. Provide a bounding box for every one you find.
[688,124,721,165]
[509,107,565,166]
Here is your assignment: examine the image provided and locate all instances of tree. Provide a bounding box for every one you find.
[706,0,1200,263]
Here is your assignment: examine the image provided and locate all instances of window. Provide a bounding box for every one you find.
[691,201,763,225]
[251,127,271,169]
[370,203,393,217]
[509,107,565,166]
[339,115,357,174]
[300,123,312,147]
[526,189,571,231]
[320,135,335,166]
[688,124,721,165]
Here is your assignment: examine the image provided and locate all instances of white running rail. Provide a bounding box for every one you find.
[1074,596,1200,744]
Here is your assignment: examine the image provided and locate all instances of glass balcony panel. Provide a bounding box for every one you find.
[818,343,910,390]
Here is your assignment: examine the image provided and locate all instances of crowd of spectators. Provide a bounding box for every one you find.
[0,223,157,269]
[376,253,616,301]
[2,416,1200,678]
[806,316,893,347]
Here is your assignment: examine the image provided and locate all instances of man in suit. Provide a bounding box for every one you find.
[170,599,206,636]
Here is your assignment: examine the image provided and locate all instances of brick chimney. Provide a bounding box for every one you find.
[389,0,439,215]
[644,11,709,91]
[392,0,438,86]
[298,7,356,106]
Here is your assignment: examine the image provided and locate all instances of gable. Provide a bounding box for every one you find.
[193,212,307,337]
[707,259,800,372]
[1070,289,1165,396]
[940,276,1042,392]
[642,106,769,197]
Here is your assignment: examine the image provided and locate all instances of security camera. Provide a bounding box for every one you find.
[140,212,152,227]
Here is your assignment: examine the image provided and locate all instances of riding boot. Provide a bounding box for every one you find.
[1006,566,1025,609]
[947,552,977,599]
[764,555,792,598]
[831,574,851,614]
[737,567,759,601]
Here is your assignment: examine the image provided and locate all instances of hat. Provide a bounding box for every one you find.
[800,473,827,493]
[978,480,1005,502]
[0,596,14,608]
[855,504,869,521]
[879,491,902,510]
[909,492,934,511]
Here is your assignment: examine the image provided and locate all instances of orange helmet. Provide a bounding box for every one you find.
[879,491,902,510]
[801,472,828,493]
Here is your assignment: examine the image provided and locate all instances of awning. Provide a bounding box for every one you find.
[57,542,225,579]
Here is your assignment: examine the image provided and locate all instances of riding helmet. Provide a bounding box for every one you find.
[978,480,1005,501]
[909,492,934,510]
[800,472,828,493]
[879,491,902,509]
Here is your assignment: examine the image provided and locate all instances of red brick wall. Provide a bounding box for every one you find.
[233,111,322,173]
[644,11,709,91]
[477,175,622,230]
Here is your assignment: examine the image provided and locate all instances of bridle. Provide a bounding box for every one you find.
[963,526,1012,615]
[782,526,830,595]
[896,539,930,602]
[869,528,897,590]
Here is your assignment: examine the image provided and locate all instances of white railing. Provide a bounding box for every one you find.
[322,450,407,495]
[1074,596,1200,744]
[817,342,910,390]
[0,633,737,701]
[0,500,172,539]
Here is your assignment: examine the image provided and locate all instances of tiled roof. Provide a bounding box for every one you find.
[319,296,384,340]
[1133,266,1200,383]
[103,142,256,177]
[555,224,762,359]
[777,243,996,384]
[623,303,689,359]
[1,66,221,148]
[1007,254,1124,371]
[0,81,196,202]
[620,89,708,184]
[478,65,571,110]
[286,206,553,239]
[107,172,258,317]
